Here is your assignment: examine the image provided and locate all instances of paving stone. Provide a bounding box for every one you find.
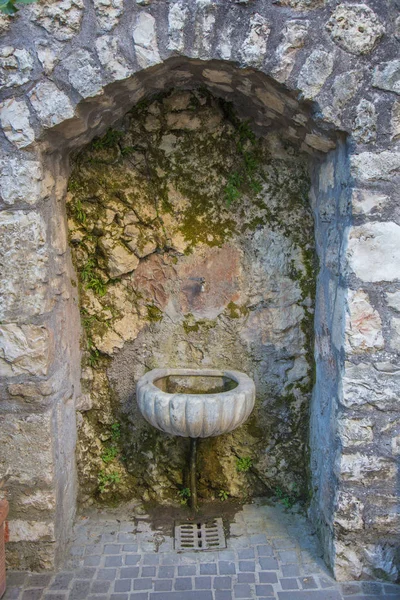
[233,583,252,599]
[129,594,149,600]
[105,556,123,567]
[300,576,318,589]
[141,567,156,578]
[120,568,139,579]
[280,577,299,589]
[278,551,298,564]
[110,595,129,600]
[133,580,153,591]
[123,545,139,553]
[257,545,274,557]
[174,578,192,591]
[69,580,91,600]
[43,594,67,599]
[238,549,254,560]
[97,569,117,581]
[214,576,232,589]
[384,584,400,596]
[75,567,96,579]
[158,567,175,579]
[278,592,342,599]
[115,580,132,592]
[84,556,102,567]
[219,562,236,574]
[319,576,335,589]
[125,555,141,566]
[259,572,278,584]
[154,580,173,591]
[237,573,255,584]
[104,545,121,555]
[215,592,232,600]
[49,573,74,590]
[27,576,53,588]
[255,585,274,597]
[238,561,255,572]
[5,588,24,600]
[177,566,196,576]
[200,564,217,575]
[195,577,212,589]
[281,565,300,577]
[143,555,159,566]
[361,581,383,595]
[91,581,111,594]
[8,573,29,587]
[218,551,236,561]
[258,557,279,570]
[118,533,138,543]
[149,594,212,600]
[87,595,108,600]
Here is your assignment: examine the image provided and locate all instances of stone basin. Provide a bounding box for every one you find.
[136,368,255,438]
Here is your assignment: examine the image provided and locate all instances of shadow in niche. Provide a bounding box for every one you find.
[51,56,349,574]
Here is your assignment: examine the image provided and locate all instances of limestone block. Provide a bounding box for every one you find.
[0,411,54,486]
[99,235,139,277]
[8,520,55,542]
[333,491,364,530]
[347,222,400,282]
[304,133,335,152]
[240,14,270,67]
[297,49,334,99]
[351,189,389,215]
[217,24,233,60]
[193,0,216,57]
[353,99,377,144]
[63,49,103,98]
[345,290,384,354]
[272,20,309,83]
[0,157,53,206]
[133,12,160,69]
[335,452,396,482]
[18,490,56,512]
[326,4,384,55]
[92,328,123,355]
[95,36,132,81]
[0,98,34,148]
[0,211,48,321]
[389,317,400,352]
[392,101,400,141]
[28,80,75,128]
[342,360,400,411]
[168,1,188,53]
[0,47,33,88]
[93,0,123,31]
[351,151,400,181]
[29,0,84,41]
[36,43,60,75]
[362,544,399,582]
[8,379,55,400]
[0,324,50,377]
[338,417,374,447]
[273,0,324,8]
[372,60,400,95]
[202,69,232,84]
[386,290,400,312]
[255,87,285,114]
[113,314,141,342]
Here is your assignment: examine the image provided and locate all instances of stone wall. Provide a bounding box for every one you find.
[0,0,399,582]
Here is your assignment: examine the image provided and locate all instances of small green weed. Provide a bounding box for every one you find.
[111,422,121,441]
[236,457,253,473]
[73,199,86,224]
[177,488,191,505]
[218,489,229,501]
[98,470,120,493]
[80,259,107,297]
[0,0,36,14]
[275,486,297,509]
[101,445,119,464]
[146,304,163,322]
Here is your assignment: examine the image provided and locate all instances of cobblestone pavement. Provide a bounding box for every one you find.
[5,499,400,600]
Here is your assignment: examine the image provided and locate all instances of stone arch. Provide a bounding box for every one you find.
[1,0,399,583]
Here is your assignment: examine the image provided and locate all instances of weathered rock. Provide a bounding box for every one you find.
[353,99,377,144]
[389,317,400,353]
[0,157,52,206]
[29,0,84,41]
[333,491,364,530]
[304,133,335,152]
[36,43,60,75]
[338,417,374,447]
[0,211,48,321]
[8,520,55,543]
[8,380,55,400]
[273,0,324,9]
[335,452,396,482]
[297,49,334,99]
[342,360,400,411]
[99,235,139,277]
[28,80,75,128]
[0,324,50,377]
[63,50,103,99]
[351,189,389,215]
[95,36,132,81]
[0,98,34,148]
[326,4,384,55]
[240,14,270,67]
[386,290,400,312]
[347,222,400,282]
[93,0,123,31]
[345,290,384,354]
[392,101,400,141]
[372,60,400,95]
[167,1,188,53]
[133,12,160,69]
[272,20,309,83]
[193,0,216,57]
[166,112,201,130]
[0,47,33,88]
[351,152,400,181]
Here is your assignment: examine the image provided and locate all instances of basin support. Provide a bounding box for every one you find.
[189,437,198,512]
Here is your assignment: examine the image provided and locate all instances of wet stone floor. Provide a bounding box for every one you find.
[5,499,400,600]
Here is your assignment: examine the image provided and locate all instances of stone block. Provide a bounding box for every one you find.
[333,491,364,531]
[64,49,103,98]
[372,60,400,95]
[335,452,396,482]
[0,47,33,88]
[0,98,34,148]
[345,290,384,354]
[351,151,400,181]
[272,20,309,83]
[326,4,384,55]
[8,520,55,542]
[0,156,53,207]
[297,49,334,100]
[0,323,50,377]
[351,189,389,215]
[240,14,270,67]
[342,360,400,411]
[29,0,84,41]
[347,222,400,282]
[133,12,160,69]
[28,80,75,128]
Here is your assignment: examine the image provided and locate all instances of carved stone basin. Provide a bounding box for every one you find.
[136,368,255,438]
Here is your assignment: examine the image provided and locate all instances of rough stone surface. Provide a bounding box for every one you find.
[28,0,84,41]
[0,47,33,88]
[93,0,123,31]
[326,4,384,55]
[0,323,50,377]
[342,360,400,411]
[28,80,75,128]
[353,99,377,144]
[0,157,51,206]
[347,222,400,282]
[297,49,334,99]
[345,290,384,354]
[372,60,400,95]
[63,49,103,99]
[95,36,132,81]
[0,98,34,148]
[351,151,400,181]
[240,13,270,67]
[272,20,309,83]
[133,12,160,68]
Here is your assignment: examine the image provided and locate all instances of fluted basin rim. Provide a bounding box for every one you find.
[136,368,255,438]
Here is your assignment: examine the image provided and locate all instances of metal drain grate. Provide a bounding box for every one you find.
[175,518,226,552]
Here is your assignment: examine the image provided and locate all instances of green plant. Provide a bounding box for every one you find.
[0,0,36,14]
[98,470,120,493]
[177,487,191,505]
[73,199,86,224]
[92,129,124,150]
[110,422,121,442]
[101,445,119,464]
[218,489,229,501]
[80,259,107,297]
[236,457,253,473]
[275,486,297,509]
[146,304,163,322]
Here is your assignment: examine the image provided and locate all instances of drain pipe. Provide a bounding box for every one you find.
[189,438,199,512]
